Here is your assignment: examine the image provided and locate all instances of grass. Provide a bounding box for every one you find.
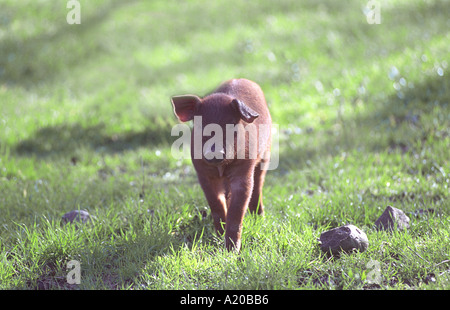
[0,0,449,290]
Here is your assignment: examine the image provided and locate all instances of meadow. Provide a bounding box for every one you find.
[0,0,449,290]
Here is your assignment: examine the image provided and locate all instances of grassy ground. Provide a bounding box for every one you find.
[0,0,449,290]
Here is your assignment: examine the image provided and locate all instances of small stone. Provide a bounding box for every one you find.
[423,273,436,284]
[410,208,435,218]
[375,206,410,231]
[319,224,369,256]
[62,210,91,225]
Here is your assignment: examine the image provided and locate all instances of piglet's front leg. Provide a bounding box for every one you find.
[196,174,227,236]
[224,164,255,252]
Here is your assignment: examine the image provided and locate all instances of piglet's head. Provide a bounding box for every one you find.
[171,93,259,165]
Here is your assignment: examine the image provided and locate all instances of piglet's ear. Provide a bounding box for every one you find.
[231,98,259,123]
[171,95,201,122]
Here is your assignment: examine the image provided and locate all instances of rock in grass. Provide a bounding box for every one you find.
[319,224,369,256]
[62,210,91,225]
[374,206,410,231]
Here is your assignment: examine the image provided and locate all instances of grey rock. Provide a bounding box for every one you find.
[375,206,410,231]
[62,210,91,225]
[319,224,369,256]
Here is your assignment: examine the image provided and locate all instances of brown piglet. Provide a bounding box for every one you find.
[171,78,272,251]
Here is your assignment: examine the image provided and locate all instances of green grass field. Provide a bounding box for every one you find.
[0,0,449,290]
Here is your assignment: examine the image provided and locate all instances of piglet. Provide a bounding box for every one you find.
[171,78,272,251]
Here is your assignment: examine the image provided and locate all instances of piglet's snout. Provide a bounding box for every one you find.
[204,145,226,165]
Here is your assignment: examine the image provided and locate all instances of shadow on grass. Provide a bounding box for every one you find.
[0,0,138,88]
[14,122,174,158]
[22,207,219,290]
[0,0,293,89]
[2,0,447,90]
